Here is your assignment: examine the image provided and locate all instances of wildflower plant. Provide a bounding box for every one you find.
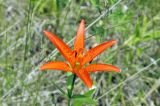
[40,19,120,105]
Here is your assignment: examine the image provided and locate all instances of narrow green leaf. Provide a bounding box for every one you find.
[73,97,97,106]
[72,94,86,99]
[72,89,96,106]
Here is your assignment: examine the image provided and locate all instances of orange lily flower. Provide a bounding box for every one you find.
[40,19,121,88]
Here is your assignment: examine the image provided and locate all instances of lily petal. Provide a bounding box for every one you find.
[40,61,72,72]
[75,69,92,88]
[74,19,85,51]
[43,30,75,66]
[82,40,117,65]
[84,63,121,73]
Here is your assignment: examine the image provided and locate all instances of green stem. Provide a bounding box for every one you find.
[67,74,76,106]
[68,97,71,106]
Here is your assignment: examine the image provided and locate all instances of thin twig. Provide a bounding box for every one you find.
[0,20,21,37]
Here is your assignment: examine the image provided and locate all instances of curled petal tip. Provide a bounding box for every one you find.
[43,30,49,35]
[81,19,85,23]
[113,67,121,73]
[112,39,118,44]
[115,67,121,73]
[89,85,97,90]
[43,30,47,33]
[118,69,121,72]
[40,65,45,71]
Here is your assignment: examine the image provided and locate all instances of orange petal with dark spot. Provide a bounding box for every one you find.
[82,40,117,65]
[75,69,92,88]
[84,63,121,73]
[43,30,75,66]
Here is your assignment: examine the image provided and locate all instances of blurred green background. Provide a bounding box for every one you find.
[0,0,160,105]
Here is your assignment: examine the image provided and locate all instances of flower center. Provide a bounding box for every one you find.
[75,61,80,66]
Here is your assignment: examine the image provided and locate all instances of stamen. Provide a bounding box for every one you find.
[76,62,80,66]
